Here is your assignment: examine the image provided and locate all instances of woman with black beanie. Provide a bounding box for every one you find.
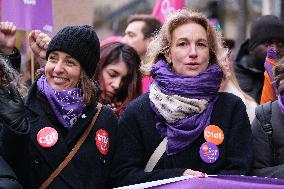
[0,25,117,189]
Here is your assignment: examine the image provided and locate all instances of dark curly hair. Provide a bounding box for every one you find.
[274,58,284,93]
[0,55,27,96]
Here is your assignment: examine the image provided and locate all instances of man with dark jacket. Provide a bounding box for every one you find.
[234,15,284,103]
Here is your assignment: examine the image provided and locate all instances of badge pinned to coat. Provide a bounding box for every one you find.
[95,129,109,155]
[37,127,58,148]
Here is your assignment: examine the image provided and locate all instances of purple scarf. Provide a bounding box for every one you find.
[150,59,223,155]
[277,79,284,115]
[37,75,86,129]
[264,46,278,97]
[277,93,284,115]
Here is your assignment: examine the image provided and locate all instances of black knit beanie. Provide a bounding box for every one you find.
[249,15,284,51]
[46,25,100,78]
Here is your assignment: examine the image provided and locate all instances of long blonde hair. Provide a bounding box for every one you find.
[143,9,226,76]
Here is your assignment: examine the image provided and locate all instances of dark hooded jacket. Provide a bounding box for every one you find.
[234,39,264,103]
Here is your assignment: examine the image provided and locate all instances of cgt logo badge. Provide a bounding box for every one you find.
[95,129,109,155]
[37,127,58,148]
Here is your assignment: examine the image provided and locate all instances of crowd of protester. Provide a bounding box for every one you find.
[0,7,284,189]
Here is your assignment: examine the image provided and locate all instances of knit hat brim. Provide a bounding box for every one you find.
[249,15,284,51]
[46,25,100,78]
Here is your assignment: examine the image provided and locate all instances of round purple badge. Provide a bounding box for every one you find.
[199,142,219,164]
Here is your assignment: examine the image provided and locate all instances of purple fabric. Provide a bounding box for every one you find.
[277,94,284,115]
[37,75,85,129]
[264,46,278,96]
[2,0,54,33]
[150,175,284,189]
[150,59,223,155]
[151,60,223,98]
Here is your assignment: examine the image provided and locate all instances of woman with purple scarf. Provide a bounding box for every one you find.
[252,60,284,178]
[0,25,118,189]
[111,10,253,187]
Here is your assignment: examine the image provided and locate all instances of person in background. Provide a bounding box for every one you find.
[0,54,27,96]
[0,46,28,189]
[22,30,51,87]
[111,9,252,187]
[220,39,257,123]
[28,30,51,68]
[0,25,117,189]
[0,54,27,189]
[0,22,21,72]
[260,42,284,104]
[122,14,161,94]
[93,42,141,116]
[0,48,27,131]
[122,14,161,61]
[252,59,284,178]
[234,15,284,104]
[29,33,142,116]
[100,35,122,47]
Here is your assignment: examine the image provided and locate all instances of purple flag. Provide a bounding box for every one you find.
[150,175,284,189]
[2,0,54,33]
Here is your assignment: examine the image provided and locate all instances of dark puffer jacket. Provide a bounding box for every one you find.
[252,101,284,178]
[234,39,265,103]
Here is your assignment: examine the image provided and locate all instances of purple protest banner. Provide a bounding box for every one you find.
[150,175,284,189]
[2,0,53,33]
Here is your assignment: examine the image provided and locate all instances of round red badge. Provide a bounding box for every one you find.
[95,129,109,155]
[204,125,224,145]
[37,127,58,148]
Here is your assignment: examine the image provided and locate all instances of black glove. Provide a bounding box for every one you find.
[0,83,28,132]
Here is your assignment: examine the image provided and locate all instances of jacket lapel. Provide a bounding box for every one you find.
[26,84,84,188]
[64,103,97,147]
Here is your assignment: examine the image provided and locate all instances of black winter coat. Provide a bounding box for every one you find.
[252,101,284,178]
[0,156,22,189]
[111,93,253,187]
[0,83,118,189]
[234,39,265,103]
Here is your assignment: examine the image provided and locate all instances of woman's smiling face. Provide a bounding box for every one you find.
[45,51,81,90]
